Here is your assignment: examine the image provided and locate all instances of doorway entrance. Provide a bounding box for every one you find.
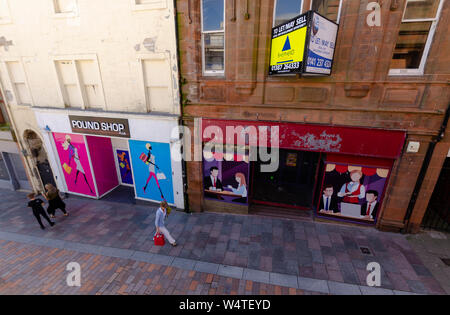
[421,157,450,232]
[24,130,56,189]
[251,149,321,209]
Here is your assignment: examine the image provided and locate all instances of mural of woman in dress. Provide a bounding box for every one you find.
[62,135,94,194]
[141,143,166,200]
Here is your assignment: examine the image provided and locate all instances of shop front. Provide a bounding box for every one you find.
[33,110,184,209]
[201,119,405,226]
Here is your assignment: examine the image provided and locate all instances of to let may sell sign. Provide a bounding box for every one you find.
[269,13,308,75]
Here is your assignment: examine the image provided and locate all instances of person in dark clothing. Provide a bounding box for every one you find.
[44,184,68,218]
[27,193,55,230]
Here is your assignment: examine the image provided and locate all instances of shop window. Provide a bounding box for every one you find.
[54,57,105,110]
[0,0,12,24]
[201,0,225,76]
[310,0,342,23]
[4,61,33,106]
[203,152,250,206]
[389,0,444,76]
[273,0,303,26]
[141,57,172,112]
[0,153,10,180]
[317,162,391,224]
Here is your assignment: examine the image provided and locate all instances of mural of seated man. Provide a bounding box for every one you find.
[204,166,224,199]
[318,184,339,214]
[227,172,248,204]
[361,190,380,221]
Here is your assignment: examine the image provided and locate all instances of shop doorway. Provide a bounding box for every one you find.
[251,149,321,210]
[24,130,56,189]
[421,157,450,232]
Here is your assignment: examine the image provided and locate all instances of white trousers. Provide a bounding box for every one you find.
[159,226,176,245]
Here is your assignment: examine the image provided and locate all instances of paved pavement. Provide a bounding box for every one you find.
[406,230,450,294]
[0,188,446,295]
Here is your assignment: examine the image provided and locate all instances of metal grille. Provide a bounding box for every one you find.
[422,158,450,232]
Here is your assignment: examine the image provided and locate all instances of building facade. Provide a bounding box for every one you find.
[177,0,450,233]
[0,92,31,191]
[0,0,185,209]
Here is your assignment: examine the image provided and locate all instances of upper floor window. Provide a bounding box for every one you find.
[201,0,225,76]
[273,0,303,26]
[389,0,444,76]
[310,0,342,23]
[0,0,12,24]
[53,0,78,14]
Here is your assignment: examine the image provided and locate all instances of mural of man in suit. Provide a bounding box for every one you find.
[361,190,380,220]
[319,184,339,214]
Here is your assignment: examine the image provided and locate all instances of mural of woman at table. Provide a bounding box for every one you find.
[62,135,94,194]
[227,172,247,203]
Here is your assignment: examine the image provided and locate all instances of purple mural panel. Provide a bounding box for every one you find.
[317,163,390,225]
[203,158,250,205]
[86,136,119,197]
[53,132,97,197]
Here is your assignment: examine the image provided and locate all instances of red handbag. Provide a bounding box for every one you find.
[153,233,165,246]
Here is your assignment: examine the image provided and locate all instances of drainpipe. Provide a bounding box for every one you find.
[173,0,190,213]
[402,104,450,233]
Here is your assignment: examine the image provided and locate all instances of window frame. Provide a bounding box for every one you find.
[200,0,226,77]
[52,54,106,110]
[131,0,167,11]
[309,0,343,24]
[2,58,34,107]
[0,0,12,25]
[273,0,304,27]
[51,0,79,19]
[389,0,444,76]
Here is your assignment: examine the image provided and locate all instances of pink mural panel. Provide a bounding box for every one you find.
[86,136,119,196]
[52,132,97,197]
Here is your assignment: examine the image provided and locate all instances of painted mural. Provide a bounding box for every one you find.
[116,149,133,185]
[203,156,250,205]
[128,140,174,204]
[52,132,96,197]
[317,163,389,223]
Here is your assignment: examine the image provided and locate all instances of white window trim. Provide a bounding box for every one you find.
[0,0,12,25]
[137,52,174,113]
[52,54,107,110]
[273,0,304,27]
[389,0,444,76]
[51,0,79,19]
[2,58,34,107]
[309,0,343,24]
[201,0,226,76]
[131,0,167,11]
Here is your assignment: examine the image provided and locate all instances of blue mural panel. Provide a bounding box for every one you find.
[129,140,174,204]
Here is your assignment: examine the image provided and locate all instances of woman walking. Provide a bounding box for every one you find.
[155,201,177,247]
[44,184,68,218]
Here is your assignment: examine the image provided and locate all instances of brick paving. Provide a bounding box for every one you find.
[0,188,446,295]
[0,240,317,295]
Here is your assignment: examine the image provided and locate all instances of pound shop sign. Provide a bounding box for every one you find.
[69,115,130,138]
[269,11,338,76]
